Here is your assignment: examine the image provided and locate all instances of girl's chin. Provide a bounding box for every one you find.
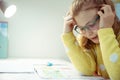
[90,37,99,44]
[92,40,99,44]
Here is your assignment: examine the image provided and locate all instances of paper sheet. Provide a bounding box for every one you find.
[34,64,105,80]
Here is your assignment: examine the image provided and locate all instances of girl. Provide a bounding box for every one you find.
[62,0,120,80]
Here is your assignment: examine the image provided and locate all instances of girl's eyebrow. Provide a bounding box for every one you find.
[76,17,96,28]
[76,15,99,28]
[85,15,99,26]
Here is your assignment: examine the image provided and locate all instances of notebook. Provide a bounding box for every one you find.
[34,64,104,80]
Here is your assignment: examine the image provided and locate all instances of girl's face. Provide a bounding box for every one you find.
[74,8,100,44]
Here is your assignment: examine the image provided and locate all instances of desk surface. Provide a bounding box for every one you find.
[0,73,105,80]
[0,58,105,80]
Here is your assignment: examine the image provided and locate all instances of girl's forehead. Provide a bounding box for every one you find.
[74,9,97,26]
[80,2,99,10]
[79,9,97,18]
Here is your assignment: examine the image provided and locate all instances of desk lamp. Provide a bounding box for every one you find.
[0,0,16,18]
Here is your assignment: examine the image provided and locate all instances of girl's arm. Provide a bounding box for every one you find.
[61,32,96,75]
[98,28,120,80]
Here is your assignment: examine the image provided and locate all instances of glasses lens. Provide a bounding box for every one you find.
[74,15,100,34]
[87,15,100,30]
[74,25,80,33]
[74,25,85,34]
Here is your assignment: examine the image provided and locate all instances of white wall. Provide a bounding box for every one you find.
[0,0,72,61]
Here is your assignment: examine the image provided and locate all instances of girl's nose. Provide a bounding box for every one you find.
[85,29,93,37]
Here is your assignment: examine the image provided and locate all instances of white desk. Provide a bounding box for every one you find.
[0,58,105,80]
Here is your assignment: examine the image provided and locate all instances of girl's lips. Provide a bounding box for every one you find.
[89,36,99,43]
[91,36,98,40]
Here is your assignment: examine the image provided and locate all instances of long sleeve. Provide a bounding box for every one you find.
[98,28,120,80]
[61,32,96,75]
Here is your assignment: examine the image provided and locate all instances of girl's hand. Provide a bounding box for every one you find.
[63,12,75,33]
[97,4,115,28]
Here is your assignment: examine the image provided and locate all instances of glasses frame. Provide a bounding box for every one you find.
[74,15,100,34]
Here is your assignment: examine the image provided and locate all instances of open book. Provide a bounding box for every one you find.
[34,63,104,80]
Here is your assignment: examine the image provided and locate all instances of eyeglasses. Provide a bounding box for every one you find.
[74,15,100,34]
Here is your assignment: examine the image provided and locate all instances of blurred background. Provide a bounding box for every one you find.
[0,0,73,61]
[0,0,120,61]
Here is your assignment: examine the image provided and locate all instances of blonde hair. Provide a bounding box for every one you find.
[70,0,120,49]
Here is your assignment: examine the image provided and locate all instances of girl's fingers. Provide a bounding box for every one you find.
[97,11,104,17]
[64,15,73,21]
[100,5,112,14]
[66,11,70,16]
[98,5,115,28]
[65,19,75,26]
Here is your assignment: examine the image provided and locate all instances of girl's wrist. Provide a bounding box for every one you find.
[63,30,72,33]
[63,27,73,33]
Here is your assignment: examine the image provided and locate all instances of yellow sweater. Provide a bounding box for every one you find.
[61,28,120,80]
